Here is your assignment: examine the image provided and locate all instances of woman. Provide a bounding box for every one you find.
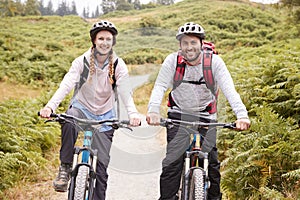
[39,20,141,200]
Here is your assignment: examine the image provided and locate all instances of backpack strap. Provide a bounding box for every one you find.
[80,56,90,89]
[112,58,118,90]
[72,56,90,101]
[202,49,218,114]
[202,49,215,95]
[173,54,186,89]
[173,54,207,89]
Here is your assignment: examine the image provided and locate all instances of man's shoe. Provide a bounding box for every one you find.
[53,163,72,192]
[208,193,222,200]
[158,195,179,200]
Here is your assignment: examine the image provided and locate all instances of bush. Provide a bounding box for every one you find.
[0,98,60,193]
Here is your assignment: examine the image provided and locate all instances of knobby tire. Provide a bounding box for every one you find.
[74,165,89,200]
[189,169,205,200]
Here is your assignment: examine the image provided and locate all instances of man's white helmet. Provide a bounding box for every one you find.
[176,22,205,40]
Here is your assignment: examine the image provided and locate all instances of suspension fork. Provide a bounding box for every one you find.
[183,151,190,200]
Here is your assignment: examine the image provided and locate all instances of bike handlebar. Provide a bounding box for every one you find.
[160,118,236,129]
[38,112,131,130]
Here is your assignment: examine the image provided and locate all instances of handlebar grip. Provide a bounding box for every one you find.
[159,118,169,127]
[121,120,130,125]
[120,120,142,126]
[224,123,236,129]
[37,111,58,118]
[50,113,58,118]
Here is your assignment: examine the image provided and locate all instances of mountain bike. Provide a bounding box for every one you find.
[39,112,132,200]
[160,118,235,200]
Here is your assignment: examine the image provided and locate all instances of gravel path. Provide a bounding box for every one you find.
[106,74,166,200]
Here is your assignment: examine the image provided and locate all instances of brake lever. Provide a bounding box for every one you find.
[160,119,174,129]
[224,123,236,129]
[44,119,56,123]
[124,126,133,131]
[110,123,133,131]
[45,117,67,124]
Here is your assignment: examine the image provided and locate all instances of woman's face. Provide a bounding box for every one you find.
[180,34,202,63]
[93,30,113,55]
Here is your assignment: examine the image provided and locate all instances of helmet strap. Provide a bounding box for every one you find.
[94,47,113,57]
[93,48,113,66]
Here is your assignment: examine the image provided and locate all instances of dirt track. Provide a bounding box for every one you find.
[106,75,167,200]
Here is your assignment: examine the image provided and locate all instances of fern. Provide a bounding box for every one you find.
[220,105,300,199]
[0,97,60,193]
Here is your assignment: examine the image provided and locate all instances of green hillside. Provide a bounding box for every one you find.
[0,0,299,199]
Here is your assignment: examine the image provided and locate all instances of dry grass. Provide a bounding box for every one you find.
[0,81,41,102]
[2,144,63,200]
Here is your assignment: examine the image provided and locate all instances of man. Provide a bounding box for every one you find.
[146,22,250,200]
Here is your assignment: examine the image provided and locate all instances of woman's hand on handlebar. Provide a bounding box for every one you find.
[129,113,141,126]
[39,107,53,118]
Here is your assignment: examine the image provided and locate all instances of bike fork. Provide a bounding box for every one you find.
[183,155,190,200]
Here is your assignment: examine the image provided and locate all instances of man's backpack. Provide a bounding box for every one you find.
[168,41,218,114]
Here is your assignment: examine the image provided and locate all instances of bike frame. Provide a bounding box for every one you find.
[39,112,131,200]
[182,131,209,200]
[68,129,98,200]
[160,118,235,200]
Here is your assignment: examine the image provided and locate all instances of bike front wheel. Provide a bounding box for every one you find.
[74,165,89,200]
[189,169,205,200]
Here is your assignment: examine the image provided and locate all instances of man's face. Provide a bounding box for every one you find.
[93,30,113,55]
[180,34,201,63]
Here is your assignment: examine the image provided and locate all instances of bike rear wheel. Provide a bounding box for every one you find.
[189,169,205,200]
[74,165,89,200]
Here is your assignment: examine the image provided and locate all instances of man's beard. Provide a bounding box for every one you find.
[183,51,201,63]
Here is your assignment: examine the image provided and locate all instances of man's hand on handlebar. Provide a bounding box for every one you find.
[146,112,161,126]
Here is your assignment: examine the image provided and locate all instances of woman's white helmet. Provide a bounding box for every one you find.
[90,20,118,46]
[176,22,205,40]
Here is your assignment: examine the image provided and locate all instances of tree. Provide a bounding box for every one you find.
[0,0,18,16]
[280,0,300,7]
[156,0,174,5]
[24,0,40,16]
[102,0,116,14]
[45,0,54,15]
[70,0,77,15]
[56,0,69,16]
[82,7,90,18]
[94,5,100,17]
[133,0,141,10]
[116,0,134,11]
[39,0,46,15]
[280,0,300,24]
[14,0,25,15]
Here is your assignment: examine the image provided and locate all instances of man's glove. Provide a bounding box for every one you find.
[146,112,161,126]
